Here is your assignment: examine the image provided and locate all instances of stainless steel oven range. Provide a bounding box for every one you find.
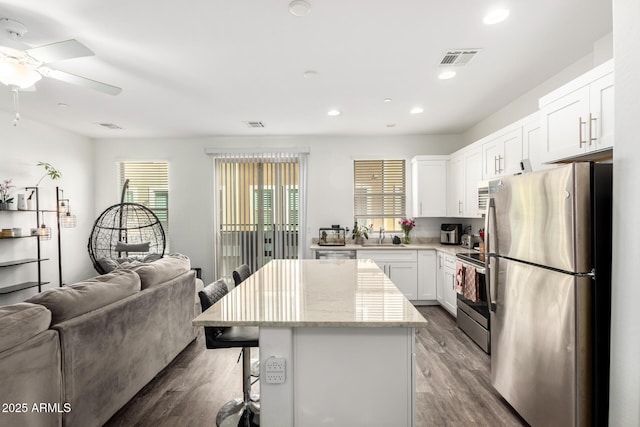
[455,252,490,354]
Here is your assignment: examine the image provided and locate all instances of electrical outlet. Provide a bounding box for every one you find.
[265,356,286,384]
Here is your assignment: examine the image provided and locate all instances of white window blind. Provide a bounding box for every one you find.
[213,151,307,279]
[354,159,406,231]
[118,161,169,238]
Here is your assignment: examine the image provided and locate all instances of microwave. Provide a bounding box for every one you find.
[318,228,346,246]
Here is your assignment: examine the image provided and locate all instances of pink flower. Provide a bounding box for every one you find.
[398,217,415,232]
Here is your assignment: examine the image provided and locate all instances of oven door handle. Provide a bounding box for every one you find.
[456,261,486,275]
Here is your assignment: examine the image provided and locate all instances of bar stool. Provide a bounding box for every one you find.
[199,279,259,426]
[232,264,251,286]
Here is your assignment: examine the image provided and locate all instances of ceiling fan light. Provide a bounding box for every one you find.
[0,62,41,88]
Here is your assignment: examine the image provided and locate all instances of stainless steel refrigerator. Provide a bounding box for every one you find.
[485,162,612,427]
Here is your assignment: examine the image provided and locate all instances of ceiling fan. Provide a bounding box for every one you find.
[0,18,121,95]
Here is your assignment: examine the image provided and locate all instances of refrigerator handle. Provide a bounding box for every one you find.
[486,197,498,312]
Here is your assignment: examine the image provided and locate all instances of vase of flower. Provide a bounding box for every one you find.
[0,179,14,211]
[399,217,416,244]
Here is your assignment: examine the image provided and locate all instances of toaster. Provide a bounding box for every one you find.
[461,234,482,249]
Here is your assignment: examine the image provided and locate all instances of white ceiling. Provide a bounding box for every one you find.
[0,0,612,139]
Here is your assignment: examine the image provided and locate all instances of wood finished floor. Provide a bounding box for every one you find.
[105,306,527,427]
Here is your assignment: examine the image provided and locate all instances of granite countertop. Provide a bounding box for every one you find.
[310,238,472,256]
[192,259,428,328]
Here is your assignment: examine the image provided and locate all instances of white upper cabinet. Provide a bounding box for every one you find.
[411,156,448,217]
[448,146,482,218]
[481,127,524,180]
[538,59,614,163]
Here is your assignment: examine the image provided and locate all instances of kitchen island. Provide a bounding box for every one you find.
[193,259,427,427]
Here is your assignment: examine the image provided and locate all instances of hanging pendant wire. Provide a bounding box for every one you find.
[12,87,20,126]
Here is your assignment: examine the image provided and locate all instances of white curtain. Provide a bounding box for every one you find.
[210,149,308,280]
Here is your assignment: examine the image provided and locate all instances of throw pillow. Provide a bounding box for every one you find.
[121,253,191,290]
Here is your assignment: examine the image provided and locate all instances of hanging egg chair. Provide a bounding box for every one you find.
[88,180,166,274]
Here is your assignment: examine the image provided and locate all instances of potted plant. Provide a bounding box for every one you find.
[0,179,14,210]
[351,222,371,245]
[27,162,62,209]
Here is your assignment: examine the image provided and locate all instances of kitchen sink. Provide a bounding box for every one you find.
[361,243,405,247]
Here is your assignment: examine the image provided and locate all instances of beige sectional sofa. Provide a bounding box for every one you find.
[0,254,204,427]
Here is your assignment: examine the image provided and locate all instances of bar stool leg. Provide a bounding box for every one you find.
[216,348,260,427]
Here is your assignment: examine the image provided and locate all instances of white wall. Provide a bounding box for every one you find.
[0,110,95,305]
[93,134,466,282]
[609,0,640,424]
[462,34,613,145]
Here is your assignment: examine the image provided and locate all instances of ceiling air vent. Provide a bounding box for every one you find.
[98,123,123,130]
[244,121,265,128]
[439,49,481,66]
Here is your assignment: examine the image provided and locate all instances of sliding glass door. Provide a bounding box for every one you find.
[213,151,306,279]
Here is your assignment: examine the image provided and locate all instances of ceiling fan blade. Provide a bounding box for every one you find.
[26,39,94,63]
[42,68,122,95]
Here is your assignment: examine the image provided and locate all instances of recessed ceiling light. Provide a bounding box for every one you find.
[289,0,311,17]
[327,109,341,116]
[410,107,424,115]
[383,98,392,103]
[438,70,457,80]
[303,70,318,78]
[386,123,396,128]
[483,8,509,25]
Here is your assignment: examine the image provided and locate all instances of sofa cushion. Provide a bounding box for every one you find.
[26,270,141,325]
[0,303,52,353]
[118,253,191,290]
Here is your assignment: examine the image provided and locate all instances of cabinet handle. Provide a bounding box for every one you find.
[579,116,588,147]
[419,202,423,216]
[458,200,463,215]
[499,155,504,173]
[494,155,499,175]
[589,113,597,146]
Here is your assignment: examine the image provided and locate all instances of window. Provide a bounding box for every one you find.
[354,159,406,232]
[118,161,169,239]
[214,153,305,278]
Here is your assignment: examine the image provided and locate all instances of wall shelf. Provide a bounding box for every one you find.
[0,281,51,295]
[0,186,63,295]
[0,258,50,268]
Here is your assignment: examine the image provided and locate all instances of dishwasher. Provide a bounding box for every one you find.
[315,250,357,259]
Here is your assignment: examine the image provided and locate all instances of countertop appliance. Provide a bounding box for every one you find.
[456,251,489,353]
[440,223,462,245]
[318,227,345,246]
[460,234,481,249]
[486,162,612,426]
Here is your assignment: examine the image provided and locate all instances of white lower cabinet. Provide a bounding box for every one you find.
[436,251,457,317]
[417,250,437,300]
[357,250,418,300]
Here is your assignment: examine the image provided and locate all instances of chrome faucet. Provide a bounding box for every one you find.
[378,227,385,244]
